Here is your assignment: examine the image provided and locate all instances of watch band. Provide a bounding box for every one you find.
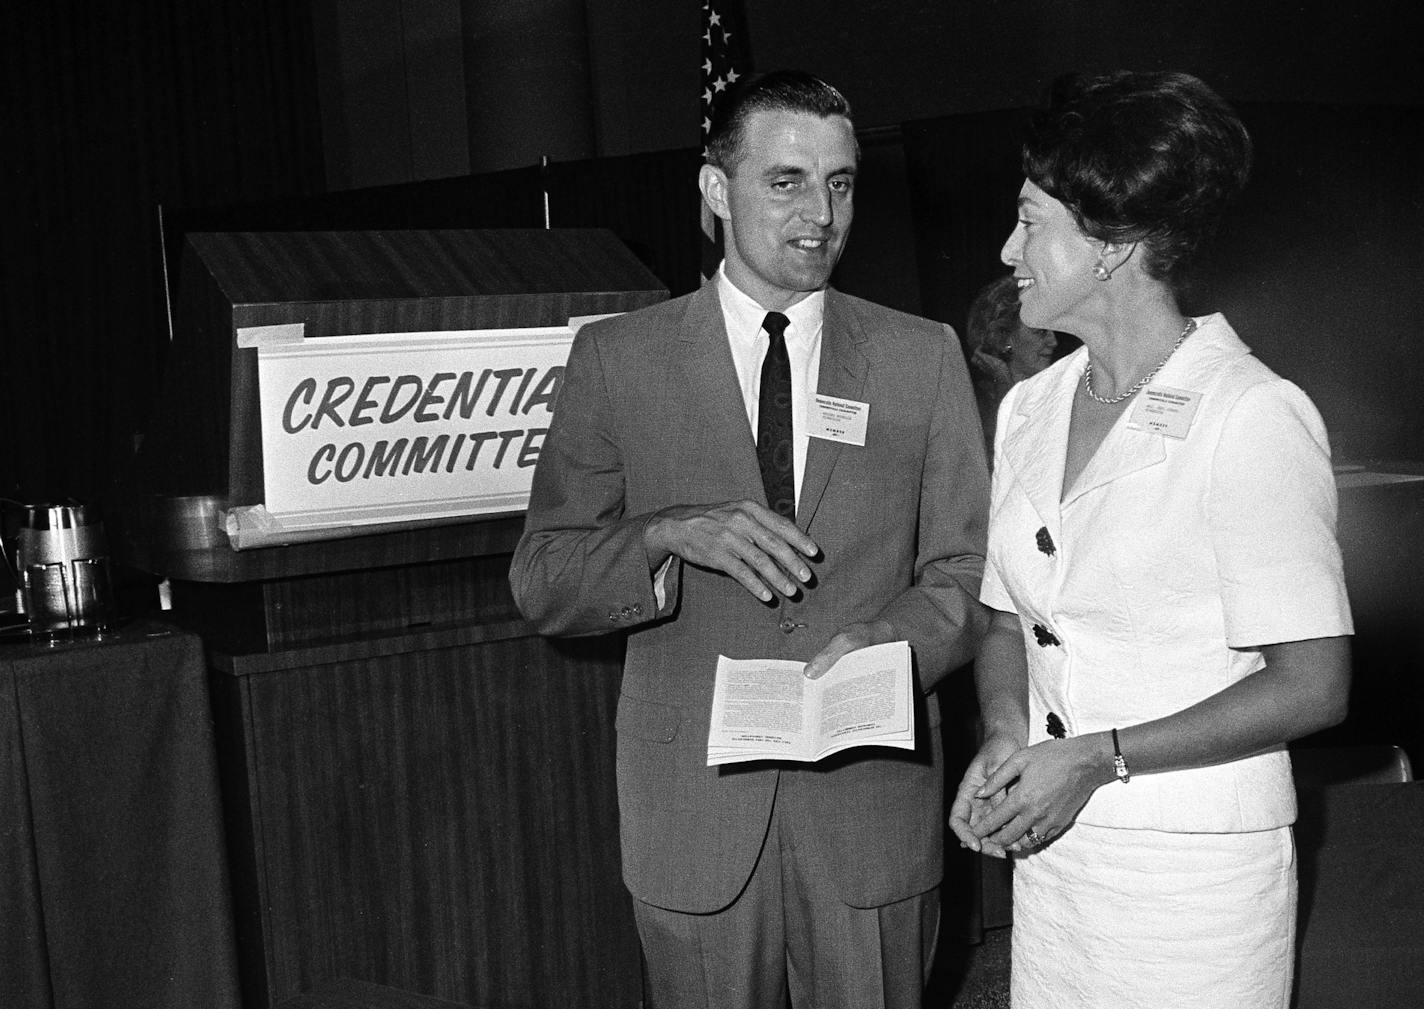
[1111,727,1131,783]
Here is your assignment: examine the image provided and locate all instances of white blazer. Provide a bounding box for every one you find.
[982,314,1353,832]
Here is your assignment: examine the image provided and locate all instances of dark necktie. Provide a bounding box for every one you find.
[757,311,795,521]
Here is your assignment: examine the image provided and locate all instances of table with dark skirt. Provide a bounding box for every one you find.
[0,620,241,1009]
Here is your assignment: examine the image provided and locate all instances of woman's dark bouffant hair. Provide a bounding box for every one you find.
[1023,71,1252,286]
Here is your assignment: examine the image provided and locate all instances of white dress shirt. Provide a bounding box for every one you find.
[716,265,825,503]
[651,269,826,605]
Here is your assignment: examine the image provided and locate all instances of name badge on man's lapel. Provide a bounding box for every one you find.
[1127,385,1202,440]
[806,394,869,446]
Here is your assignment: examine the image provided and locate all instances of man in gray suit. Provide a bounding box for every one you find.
[510,71,989,1009]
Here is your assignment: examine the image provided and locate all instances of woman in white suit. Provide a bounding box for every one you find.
[949,71,1353,1007]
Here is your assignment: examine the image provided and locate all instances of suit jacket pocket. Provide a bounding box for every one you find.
[615,694,683,743]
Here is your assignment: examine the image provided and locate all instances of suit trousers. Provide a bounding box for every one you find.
[632,780,941,1009]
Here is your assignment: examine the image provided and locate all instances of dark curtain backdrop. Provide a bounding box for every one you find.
[3,3,325,505]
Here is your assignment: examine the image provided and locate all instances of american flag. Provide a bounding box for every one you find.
[700,1,753,276]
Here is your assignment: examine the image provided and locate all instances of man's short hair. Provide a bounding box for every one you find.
[705,70,856,174]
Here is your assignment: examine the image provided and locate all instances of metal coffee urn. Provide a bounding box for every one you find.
[11,503,116,637]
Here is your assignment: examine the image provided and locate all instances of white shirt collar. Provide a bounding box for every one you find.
[715,264,825,344]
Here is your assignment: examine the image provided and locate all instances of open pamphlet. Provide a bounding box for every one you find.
[706,640,914,765]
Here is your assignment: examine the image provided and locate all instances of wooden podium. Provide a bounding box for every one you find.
[119,230,666,1009]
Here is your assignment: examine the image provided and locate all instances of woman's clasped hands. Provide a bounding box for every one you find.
[949,730,1115,857]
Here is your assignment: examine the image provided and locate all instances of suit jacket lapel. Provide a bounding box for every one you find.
[677,282,767,504]
[1003,351,1173,516]
[1063,422,1165,507]
[1062,317,1245,506]
[798,290,868,530]
[1005,355,1169,515]
[1000,358,1075,531]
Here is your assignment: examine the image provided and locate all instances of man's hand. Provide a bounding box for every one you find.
[803,619,897,680]
[948,730,1022,857]
[644,500,818,603]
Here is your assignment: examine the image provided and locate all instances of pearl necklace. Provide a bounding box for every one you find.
[1082,317,1198,405]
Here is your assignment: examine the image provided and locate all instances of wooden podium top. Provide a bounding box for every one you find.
[185,228,664,308]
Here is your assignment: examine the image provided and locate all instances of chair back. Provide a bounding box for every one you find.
[1289,743,1413,790]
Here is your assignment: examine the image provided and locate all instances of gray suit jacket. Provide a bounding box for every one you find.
[510,281,990,913]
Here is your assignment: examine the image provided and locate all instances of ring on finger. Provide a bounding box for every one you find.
[1024,828,1047,847]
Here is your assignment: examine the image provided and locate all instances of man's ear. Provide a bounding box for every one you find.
[699,163,732,222]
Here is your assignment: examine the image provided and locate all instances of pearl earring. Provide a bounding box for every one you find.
[1092,262,1111,282]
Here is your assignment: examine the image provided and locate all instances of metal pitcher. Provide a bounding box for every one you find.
[3,502,116,638]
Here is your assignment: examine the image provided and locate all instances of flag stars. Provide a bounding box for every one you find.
[703,2,747,151]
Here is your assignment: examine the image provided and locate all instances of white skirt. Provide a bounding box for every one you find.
[1010,822,1296,1008]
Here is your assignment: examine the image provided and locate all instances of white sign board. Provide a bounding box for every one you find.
[232,323,588,544]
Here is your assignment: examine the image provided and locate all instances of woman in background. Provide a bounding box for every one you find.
[964,274,1061,457]
[949,70,1353,1007]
